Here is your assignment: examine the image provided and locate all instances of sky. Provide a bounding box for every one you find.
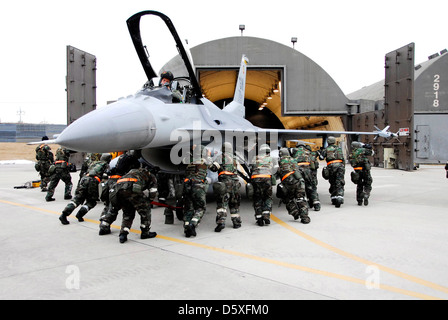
[0,0,446,124]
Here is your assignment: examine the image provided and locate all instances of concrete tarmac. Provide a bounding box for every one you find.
[1,161,447,301]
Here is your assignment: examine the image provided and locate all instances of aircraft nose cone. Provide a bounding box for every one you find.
[56,97,156,153]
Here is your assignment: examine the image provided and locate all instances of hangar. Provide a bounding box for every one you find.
[162,37,447,169]
[162,36,350,148]
[65,36,446,170]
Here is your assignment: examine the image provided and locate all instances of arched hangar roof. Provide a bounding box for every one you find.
[164,36,349,131]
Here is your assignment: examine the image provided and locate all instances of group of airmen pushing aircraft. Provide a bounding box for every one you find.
[34,130,376,244]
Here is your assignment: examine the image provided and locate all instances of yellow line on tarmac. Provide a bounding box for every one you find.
[0,199,443,300]
[155,234,441,300]
[271,214,448,297]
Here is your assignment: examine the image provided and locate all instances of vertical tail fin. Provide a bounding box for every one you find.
[223,54,249,118]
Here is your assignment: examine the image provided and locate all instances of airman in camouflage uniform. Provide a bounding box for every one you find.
[182,145,216,237]
[291,142,321,211]
[105,167,158,243]
[349,141,374,206]
[59,154,111,225]
[319,136,345,208]
[34,143,54,192]
[99,150,141,235]
[212,142,242,232]
[277,148,310,223]
[45,147,73,202]
[250,144,278,226]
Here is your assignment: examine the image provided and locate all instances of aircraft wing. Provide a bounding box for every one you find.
[177,126,397,142]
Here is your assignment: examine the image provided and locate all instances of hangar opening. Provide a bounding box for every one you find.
[198,68,285,129]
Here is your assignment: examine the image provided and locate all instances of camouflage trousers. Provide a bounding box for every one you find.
[297,165,320,206]
[251,177,273,221]
[182,179,207,227]
[46,167,73,200]
[280,175,309,219]
[36,161,52,191]
[215,176,241,226]
[62,176,99,217]
[109,189,153,235]
[99,177,120,221]
[327,163,345,204]
[355,169,373,203]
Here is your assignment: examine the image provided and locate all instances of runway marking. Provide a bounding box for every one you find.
[0,199,445,300]
[271,213,448,297]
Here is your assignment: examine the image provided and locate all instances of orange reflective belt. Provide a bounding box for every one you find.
[296,162,310,166]
[219,171,235,176]
[327,160,343,165]
[251,174,271,179]
[55,160,67,164]
[110,175,122,179]
[86,174,101,182]
[353,167,363,171]
[184,178,204,183]
[117,178,138,184]
[281,171,294,181]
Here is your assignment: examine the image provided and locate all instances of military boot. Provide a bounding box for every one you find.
[300,214,311,224]
[232,219,241,229]
[313,201,321,211]
[184,223,196,237]
[119,232,128,243]
[141,228,157,239]
[75,205,89,222]
[99,221,111,235]
[164,207,174,224]
[214,223,225,232]
[262,211,271,225]
[230,211,242,229]
[59,213,70,225]
[46,194,55,202]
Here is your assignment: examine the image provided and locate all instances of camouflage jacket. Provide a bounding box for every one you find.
[349,147,373,168]
[278,155,296,179]
[250,154,276,177]
[184,149,214,182]
[320,145,344,163]
[87,160,110,180]
[216,152,239,180]
[35,144,54,163]
[117,168,158,197]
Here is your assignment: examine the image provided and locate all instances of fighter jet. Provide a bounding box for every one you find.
[40,10,397,175]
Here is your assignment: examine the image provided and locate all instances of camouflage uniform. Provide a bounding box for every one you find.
[34,144,54,191]
[59,154,111,225]
[79,153,102,181]
[212,142,242,232]
[349,142,374,206]
[99,151,141,234]
[277,148,310,223]
[46,147,73,201]
[105,168,158,243]
[319,136,345,207]
[291,144,321,211]
[250,144,278,226]
[182,145,215,237]
[306,145,320,206]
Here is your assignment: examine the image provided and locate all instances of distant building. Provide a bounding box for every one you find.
[0,123,66,142]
